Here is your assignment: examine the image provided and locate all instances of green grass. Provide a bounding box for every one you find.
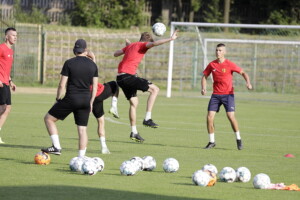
[0,91,299,200]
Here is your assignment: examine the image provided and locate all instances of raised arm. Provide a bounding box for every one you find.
[240,71,253,90]
[114,49,124,57]
[146,30,178,49]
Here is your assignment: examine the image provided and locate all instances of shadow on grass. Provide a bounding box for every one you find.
[0,185,219,200]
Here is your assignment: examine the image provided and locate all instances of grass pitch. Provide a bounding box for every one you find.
[0,91,299,200]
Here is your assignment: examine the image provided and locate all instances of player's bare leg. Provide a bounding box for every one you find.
[97,116,110,154]
[143,84,159,128]
[0,105,11,143]
[204,111,216,149]
[77,125,88,157]
[226,112,243,150]
[129,97,144,142]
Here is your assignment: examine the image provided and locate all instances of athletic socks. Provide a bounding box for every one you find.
[111,96,118,108]
[50,134,62,150]
[145,112,152,121]
[235,131,241,140]
[131,126,138,134]
[209,133,215,143]
[78,148,86,157]
[100,136,107,148]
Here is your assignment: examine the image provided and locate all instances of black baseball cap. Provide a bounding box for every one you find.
[73,39,87,54]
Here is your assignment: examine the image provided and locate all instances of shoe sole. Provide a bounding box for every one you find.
[204,145,216,149]
[108,110,120,119]
[143,125,159,128]
[130,137,144,143]
[41,150,61,155]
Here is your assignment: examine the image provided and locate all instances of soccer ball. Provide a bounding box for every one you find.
[69,157,79,171]
[219,167,237,183]
[192,170,211,187]
[163,158,179,173]
[82,159,98,176]
[120,161,138,176]
[152,22,166,36]
[253,173,271,189]
[202,164,218,175]
[130,156,144,171]
[93,157,105,172]
[34,152,51,165]
[70,157,87,173]
[142,156,156,171]
[236,167,251,183]
[204,170,217,187]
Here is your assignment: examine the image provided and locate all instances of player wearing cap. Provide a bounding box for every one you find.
[41,39,98,157]
[0,27,17,144]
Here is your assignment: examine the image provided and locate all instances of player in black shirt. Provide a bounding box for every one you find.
[41,39,98,157]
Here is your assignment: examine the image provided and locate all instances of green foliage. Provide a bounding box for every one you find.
[13,0,49,24]
[202,0,222,23]
[70,0,146,28]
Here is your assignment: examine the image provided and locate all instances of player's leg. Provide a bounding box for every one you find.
[129,96,144,142]
[143,83,159,128]
[77,125,88,157]
[96,116,110,154]
[42,113,62,155]
[0,105,10,143]
[107,81,120,118]
[204,111,217,149]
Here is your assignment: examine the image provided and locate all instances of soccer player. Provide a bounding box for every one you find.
[41,39,98,157]
[114,30,178,142]
[86,50,120,154]
[201,43,252,150]
[0,27,17,144]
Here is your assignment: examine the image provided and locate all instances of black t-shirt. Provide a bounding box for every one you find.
[61,56,98,95]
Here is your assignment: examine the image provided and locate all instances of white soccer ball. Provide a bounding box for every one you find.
[236,167,251,182]
[70,157,87,173]
[192,170,211,187]
[69,157,79,171]
[82,159,98,176]
[93,157,105,172]
[253,173,271,189]
[202,164,218,175]
[130,156,144,171]
[219,167,237,183]
[142,156,156,171]
[163,158,179,173]
[152,22,166,36]
[120,161,138,176]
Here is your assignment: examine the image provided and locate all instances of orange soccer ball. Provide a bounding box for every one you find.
[204,170,217,186]
[34,151,51,165]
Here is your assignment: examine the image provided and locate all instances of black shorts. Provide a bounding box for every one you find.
[92,81,118,118]
[116,74,151,100]
[0,84,11,105]
[48,93,91,126]
[208,94,235,112]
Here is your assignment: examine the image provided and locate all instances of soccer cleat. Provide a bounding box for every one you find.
[0,137,5,144]
[109,107,120,119]
[143,119,159,128]
[237,139,243,150]
[101,147,111,154]
[41,145,61,155]
[204,142,216,149]
[130,132,144,143]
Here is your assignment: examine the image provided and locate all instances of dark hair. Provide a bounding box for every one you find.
[216,43,226,48]
[139,32,154,42]
[5,27,16,35]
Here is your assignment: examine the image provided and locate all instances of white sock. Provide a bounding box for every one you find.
[235,131,241,140]
[145,112,151,121]
[50,134,61,149]
[131,126,138,134]
[209,133,215,143]
[100,136,107,148]
[78,148,86,157]
[111,96,118,108]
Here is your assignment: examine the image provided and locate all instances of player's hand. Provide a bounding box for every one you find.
[87,50,96,62]
[0,81,3,88]
[171,30,178,41]
[125,39,131,46]
[201,88,206,95]
[246,83,253,90]
[9,81,16,91]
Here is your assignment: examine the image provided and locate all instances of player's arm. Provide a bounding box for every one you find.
[114,49,124,57]
[90,77,98,112]
[240,71,253,90]
[87,50,96,62]
[146,30,178,49]
[125,39,131,46]
[56,75,68,101]
[201,74,208,95]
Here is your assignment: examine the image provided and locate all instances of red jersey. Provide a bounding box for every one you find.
[203,59,242,95]
[0,43,14,85]
[117,42,149,75]
[90,83,105,97]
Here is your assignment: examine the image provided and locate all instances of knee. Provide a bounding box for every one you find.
[152,85,159,94]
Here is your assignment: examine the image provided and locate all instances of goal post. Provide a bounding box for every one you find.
[167,22,300,97]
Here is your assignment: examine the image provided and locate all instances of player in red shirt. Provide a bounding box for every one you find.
[0,27,17,144]
[201,43,252,150]
[114,30,178,142]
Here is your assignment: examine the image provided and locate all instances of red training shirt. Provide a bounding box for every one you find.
[203,59,242,95]
[90,83,105,97]
[0,43,14,85]
[117,42,149,75]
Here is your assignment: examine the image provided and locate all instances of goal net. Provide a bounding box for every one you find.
[167,22,300,98]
